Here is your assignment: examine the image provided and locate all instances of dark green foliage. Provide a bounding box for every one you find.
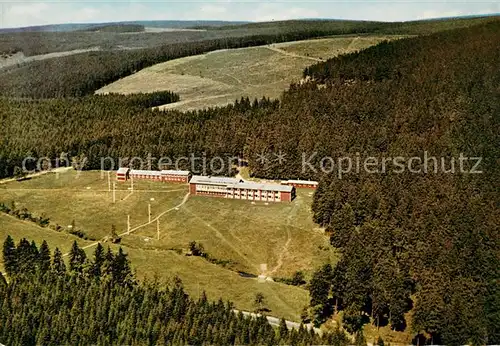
[98,91,179,109]
[0,236,345,345]
[309,264,332,307]
[1,17,496,57]
[81,24,145,33]
[0,202,50,228]
[68,241,86,273]
[0,96,279,178]
[188,240,206,257]
[328,203,355,248]
[2,235,16,276]
[38,240,51,273]
[90,243,105,278]
[51,248,66,274]
[354,331,367,346]
[276,270,307,286]
[301,22,499,343]
[0,272,6,288]
[254,292,267,313]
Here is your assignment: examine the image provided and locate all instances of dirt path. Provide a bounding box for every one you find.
[0,48,101,71]
[156,93,236,111]
[266,45,322,62]
[267,197,301,276]
[0,167,72,185]
[346,36,360,51]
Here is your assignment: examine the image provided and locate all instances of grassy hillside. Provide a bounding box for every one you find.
[97,35,398,110]
[0,170,335,320]
[0,212,310,321]
[0,170,334,277]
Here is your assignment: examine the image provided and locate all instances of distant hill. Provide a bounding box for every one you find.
[79,24,145,33]
[0,20,250,33]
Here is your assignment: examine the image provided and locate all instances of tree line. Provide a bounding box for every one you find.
[0,236,350,345]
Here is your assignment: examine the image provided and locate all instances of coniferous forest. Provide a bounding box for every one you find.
[0,236,348,345]
[0,18,499,344]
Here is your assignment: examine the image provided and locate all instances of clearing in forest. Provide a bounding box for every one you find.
[0,170,335,321]
[96,35,402,111]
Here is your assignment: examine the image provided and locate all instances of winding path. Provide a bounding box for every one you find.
[266,45,322,62]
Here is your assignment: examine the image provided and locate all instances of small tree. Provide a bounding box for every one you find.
[254,292,268,313]
[109,224,121,243]
[291,271,306,286]
[188,241,205,257]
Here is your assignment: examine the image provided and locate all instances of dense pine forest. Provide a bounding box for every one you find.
[0,19,498,344]
[0,237,347,345]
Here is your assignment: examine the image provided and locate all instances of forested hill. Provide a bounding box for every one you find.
[298,22,499,344]
[79,24,145,33]
[0,237,347,345]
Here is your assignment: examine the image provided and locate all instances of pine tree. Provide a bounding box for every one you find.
[102,246,114,277]
[2,235,17,277]
[278,318,288,342]
[111,247,132,285]
[309,263,332,307]
[52,248,66,275]
[329,203,356,248]
[16,238,33,273]
[38,240,51,273]
[69,241,86,273]
[91,243,105,278]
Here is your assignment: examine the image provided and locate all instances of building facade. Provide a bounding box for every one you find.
[116,168,190,183]
[281,180,319,189]
[189,176,295,202]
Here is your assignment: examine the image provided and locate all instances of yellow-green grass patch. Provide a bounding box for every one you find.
[96,35,402,111]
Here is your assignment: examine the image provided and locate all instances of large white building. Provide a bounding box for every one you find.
[189,175,295,202]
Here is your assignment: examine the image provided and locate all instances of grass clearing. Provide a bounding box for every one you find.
[96,35,401,111]
[0,170,334,320]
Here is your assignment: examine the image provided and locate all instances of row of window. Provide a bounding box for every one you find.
[196,191,281,200]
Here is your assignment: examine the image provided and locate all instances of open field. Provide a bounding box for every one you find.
[96,35,401,111]
[0,170,334,320]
